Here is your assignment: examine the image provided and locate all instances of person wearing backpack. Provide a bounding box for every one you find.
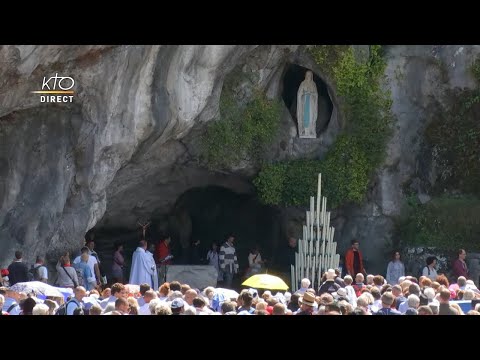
[422,256,438,281]
[0,294,9,315]
[246,245,265,278]
[29,256,48,283]
[73,247,101,288]
[73,253,96,290]
[86,237,106,285]
[56,286,86,315]
[2,288,21,315]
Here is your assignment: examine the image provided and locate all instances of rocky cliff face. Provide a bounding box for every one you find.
[332,45,480,273]
[0,45,478,273]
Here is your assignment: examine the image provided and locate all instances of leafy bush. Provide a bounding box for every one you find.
[201,90,281,169]
[398,196,480,251]
[425,58,480,196]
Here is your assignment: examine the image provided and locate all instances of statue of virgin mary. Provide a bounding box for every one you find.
[297,70,318,138]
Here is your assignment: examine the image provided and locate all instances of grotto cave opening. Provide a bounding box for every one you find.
[91,185,284,282]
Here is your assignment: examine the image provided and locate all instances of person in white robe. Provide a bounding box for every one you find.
[129,240,158,290]
[146,244,159,290]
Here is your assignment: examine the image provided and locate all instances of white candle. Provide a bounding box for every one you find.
[330,244,334,269]
[310,196,314,224]
[325,240,330,269]
[318,257,323,279]
[317,173,321,215]
[311,256,316,289]
[328,233,333,267]
[301,257,304,280]
[306,255,310,280]
[296,260,299,290]
[317,257,321,277]
[291,265,295,291]
[320,198,324,227]
[322,197,327,225]
[303,211,310,240]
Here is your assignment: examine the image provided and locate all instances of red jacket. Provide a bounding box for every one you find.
[345,248,365,276]
[452,259,468,279]
[155,241,171,265]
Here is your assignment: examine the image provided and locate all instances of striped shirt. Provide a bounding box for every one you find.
[219,242,239,274]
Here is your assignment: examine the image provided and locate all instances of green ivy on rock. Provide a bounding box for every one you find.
[398,195,480,251]
[397,57,480,251]
[425,58,480,196]
[201,90,282,169]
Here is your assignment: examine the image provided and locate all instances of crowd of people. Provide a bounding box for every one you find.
[1,231,479,315]
[2,268,480,315]
[1,248,479,315]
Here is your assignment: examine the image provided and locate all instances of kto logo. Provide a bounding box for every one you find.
[32,73,75,103]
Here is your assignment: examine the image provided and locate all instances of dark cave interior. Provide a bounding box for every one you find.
[92,186,284,280]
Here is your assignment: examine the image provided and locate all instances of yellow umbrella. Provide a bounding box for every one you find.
[242,274,289,291]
